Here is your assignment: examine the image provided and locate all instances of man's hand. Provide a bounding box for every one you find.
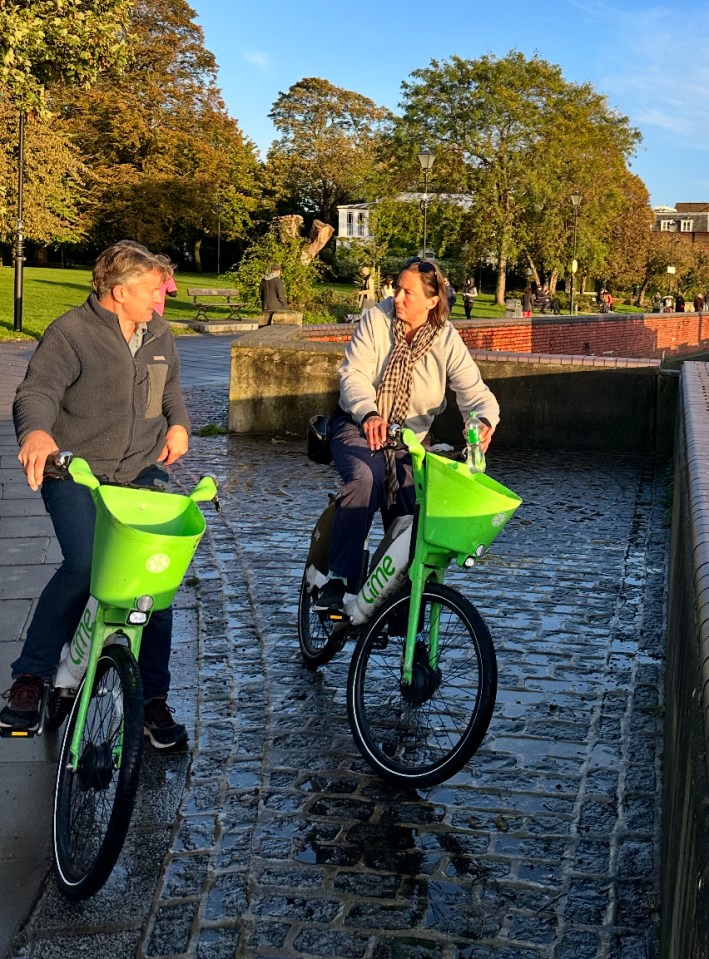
[158,425,189,466]
[18,430,59,492]
[362,415,389,451]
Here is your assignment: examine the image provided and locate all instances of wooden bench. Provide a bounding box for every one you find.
[187,288,245,322]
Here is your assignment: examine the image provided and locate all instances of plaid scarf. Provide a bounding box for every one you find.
[375,317,441,506]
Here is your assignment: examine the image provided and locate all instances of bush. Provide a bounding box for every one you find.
[228,225,322,310]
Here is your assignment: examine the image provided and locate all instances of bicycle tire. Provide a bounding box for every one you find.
[347,582,497,789]
[297,570,340,669]
[53,644,144,899]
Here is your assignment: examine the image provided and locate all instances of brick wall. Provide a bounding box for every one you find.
[304,312,709,359]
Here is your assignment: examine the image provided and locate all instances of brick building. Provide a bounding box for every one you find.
[652,203,709,252]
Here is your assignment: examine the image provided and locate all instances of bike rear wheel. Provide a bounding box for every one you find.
[53,644,143,899]
[297,570,340,669]
[347,582,497,788]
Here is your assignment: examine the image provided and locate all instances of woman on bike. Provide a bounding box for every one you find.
[314,258,499,613]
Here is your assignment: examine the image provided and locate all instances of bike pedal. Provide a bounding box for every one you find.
[0,726,37,739]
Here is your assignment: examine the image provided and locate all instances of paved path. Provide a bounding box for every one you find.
[1,334,668,959]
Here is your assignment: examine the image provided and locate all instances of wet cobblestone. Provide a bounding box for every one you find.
[7,371,668,959]
[137,384,668,958]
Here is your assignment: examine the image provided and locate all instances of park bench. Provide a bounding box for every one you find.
[187,288,245,322]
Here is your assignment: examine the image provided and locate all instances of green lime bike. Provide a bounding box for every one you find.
[298,427,521,788]
[2,454,218,899]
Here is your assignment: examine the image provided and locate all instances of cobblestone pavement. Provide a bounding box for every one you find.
[8,368,668,959]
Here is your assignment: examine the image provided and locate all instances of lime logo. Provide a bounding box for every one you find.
[491,512,507,528]
[362,555,396,605]
[146,553,171,573]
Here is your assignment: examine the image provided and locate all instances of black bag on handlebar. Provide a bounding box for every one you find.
[307,414,333,465]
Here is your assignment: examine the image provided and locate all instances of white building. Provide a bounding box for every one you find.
[336,194,474,249]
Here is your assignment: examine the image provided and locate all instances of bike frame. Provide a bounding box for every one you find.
[401,430,451,687]
[63,603,145,770]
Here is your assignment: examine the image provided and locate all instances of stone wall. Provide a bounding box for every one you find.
[305,312,709,361]
[662,362,709,959]
[229,327,676,456]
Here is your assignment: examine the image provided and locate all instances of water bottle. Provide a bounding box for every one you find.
[53,596,99,689]
[349,517,413,626]
[465,411,486,474]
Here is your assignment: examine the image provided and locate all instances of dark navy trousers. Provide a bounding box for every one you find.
[12,470,172,700]
[328,414,415,583]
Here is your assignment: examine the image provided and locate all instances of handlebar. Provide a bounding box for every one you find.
[42,452,221,510]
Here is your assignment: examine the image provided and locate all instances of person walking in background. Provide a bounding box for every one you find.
[443,277,457,312]
[381,276,395,299]
[675,292,685,313]
[652,292,662,313]
[462,278,478,319]
[522,286,534,317]
[693,292,704,312]
[156,272,178,316]
[260,263,288,316]
[357,267,377,312]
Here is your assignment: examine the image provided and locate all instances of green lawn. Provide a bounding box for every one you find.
[1,266,641,341]
[0,266,255,341]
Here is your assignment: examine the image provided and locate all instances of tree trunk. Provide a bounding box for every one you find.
[194,237,202,273]
[495,250,507,307]
[524,251,540,289]
[549,269,559,295]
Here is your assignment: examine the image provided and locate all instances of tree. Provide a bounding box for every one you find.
[267,78,391,225]
[0,93,87,247]
[54,0,261,266]
[394,52,641,305]
[1,0,132,114]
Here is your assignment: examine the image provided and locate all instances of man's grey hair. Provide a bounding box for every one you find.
[93,242,173,299]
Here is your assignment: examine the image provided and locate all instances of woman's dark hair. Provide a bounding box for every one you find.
[396,259,448,328]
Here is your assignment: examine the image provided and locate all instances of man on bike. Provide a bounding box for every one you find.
[0,242,192,748]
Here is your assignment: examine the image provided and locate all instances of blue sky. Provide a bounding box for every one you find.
[192,0,709,207]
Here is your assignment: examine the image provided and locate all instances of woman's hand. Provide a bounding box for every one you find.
[362,415,389,451]
[480,424,494,452]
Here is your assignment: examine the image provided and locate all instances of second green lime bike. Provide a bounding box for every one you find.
[298,428,522,788]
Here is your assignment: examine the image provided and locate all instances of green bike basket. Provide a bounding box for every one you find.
[422,453,522,559]
[90,485,207,609]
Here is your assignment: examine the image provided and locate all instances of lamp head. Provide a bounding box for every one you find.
[570,191,582,210]
[418,148,435,172]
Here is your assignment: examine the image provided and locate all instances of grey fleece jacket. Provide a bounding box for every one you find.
[338,300,500,438]
[13,293,191,484]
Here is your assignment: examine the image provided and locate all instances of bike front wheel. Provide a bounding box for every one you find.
[53,644,144,899]
[347,582,497,789]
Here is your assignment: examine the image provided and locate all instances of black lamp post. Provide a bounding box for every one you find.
[216,206,221,276]
[666,220,678,295]
[569,191,582,315]
[417,147,435,261]
[13,112,26,332]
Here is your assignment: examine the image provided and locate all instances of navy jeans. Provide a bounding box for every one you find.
[12,468,172,700]
[328,414,415,583]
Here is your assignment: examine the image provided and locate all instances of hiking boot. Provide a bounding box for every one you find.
[313,578,346,613]
[0,676,44,732]
[143,696,188,750]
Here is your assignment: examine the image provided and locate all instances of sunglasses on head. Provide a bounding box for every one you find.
[404,256,434,270]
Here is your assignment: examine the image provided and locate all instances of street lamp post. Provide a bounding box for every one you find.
[569,191,582,315]
[666,220,678,296]
[13,112,26,332]
[216,204,222,276]
[417,147,435,261]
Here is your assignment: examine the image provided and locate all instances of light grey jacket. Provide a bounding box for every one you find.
[338,300,500,438]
